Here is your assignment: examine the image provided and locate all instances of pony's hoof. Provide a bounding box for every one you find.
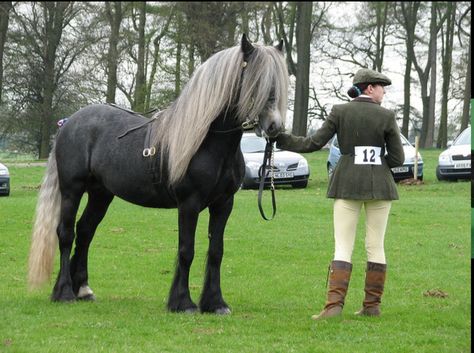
[184,307,198,314]
[76,286,96,301]
[214,307,232,315]
[52,282,76,302]
[77,294,96,302]
[51,293,76,303]
[168,302,198,313]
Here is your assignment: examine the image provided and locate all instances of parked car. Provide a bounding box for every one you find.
[436,126,471,181]
[0,162,10,196]
[327,134,423,181]
[240,133,310,189]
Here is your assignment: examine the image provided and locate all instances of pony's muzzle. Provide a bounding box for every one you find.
[265,121,281,138]
[259,109,282,138]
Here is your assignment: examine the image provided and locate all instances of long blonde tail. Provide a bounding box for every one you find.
[28,145,61,289]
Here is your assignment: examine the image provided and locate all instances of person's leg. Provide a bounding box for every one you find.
[356,200,391,316]
[364,200,391,264]
[333,199,362,262]
[312,199,362,320]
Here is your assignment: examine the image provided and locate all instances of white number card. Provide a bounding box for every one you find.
[354,146,382,165]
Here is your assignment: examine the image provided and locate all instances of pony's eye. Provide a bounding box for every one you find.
[268,90,276,103]
[266,95,276,106]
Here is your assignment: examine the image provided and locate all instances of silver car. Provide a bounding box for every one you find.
[436,126,471,181]
[0,162,10,196]
[240,133,310,189]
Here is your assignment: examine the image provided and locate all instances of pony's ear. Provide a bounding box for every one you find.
[275,39,284,52]
[241,33,255,60]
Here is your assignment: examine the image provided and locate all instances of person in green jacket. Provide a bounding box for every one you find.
[275,68,405,320]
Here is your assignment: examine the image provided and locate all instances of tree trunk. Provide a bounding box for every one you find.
[0,1,12,103]
[437,2,455,148]
[133,1,146,112]
[175,16,182,99]
[187,42,195,77]
[398,2,419,138]
[39,2,69,159]
[292,1,312,137]
[460,34,471,131]
[145,7,173,110]
[274,2,297,76]
[241,3,249,35]
[261,4,272,45]
[105,2,122,104]
[374,2,388,72]
[424,3,437,148]
[402,56,412,137]
[414,2,444,148]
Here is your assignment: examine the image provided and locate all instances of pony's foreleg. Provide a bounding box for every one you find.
[70,188,114,301]
[51,191,83,302]
[199,197,233,314]
[168,203,199,313]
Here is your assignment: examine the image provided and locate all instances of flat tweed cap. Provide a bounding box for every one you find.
[353,68,391,86]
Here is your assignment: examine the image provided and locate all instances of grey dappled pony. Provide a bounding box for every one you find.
[28,34,288,314]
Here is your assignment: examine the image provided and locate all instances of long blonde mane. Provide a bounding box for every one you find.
[151,42,289,186]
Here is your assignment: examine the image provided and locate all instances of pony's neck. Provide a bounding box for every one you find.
[206,108,244,151]
[209,106,241,132]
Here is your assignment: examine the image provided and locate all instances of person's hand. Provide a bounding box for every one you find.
[268,127,285,144]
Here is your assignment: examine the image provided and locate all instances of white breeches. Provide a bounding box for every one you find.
[333,199,392,264]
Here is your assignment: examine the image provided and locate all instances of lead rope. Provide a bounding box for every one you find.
[258,140,276,221]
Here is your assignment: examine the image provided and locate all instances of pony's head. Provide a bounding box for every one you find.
[153,34,289,185]
[238,34,288,138]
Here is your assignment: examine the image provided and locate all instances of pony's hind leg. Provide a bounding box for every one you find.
[70,185,114,301]
[199,197,233,314]
[168,202,199,313]
[51,188,84,302]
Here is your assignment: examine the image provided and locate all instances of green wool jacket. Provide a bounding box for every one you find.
[276,97,405,200]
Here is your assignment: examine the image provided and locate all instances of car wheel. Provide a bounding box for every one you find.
[292,180,308,188]
[436,166,446,181]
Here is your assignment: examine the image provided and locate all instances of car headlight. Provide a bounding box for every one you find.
[245,161,261,172]
[438,152,450,163]
[297,158,308,169]
[0,169,8,176]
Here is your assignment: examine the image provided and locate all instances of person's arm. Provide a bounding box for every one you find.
[275,107,338,153]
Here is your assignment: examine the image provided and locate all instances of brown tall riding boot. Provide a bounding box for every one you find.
[312,260,352,320]
[355,262,387,316]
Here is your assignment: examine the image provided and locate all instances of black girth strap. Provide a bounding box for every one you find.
[113,104,161,185]
[258,140,277,221]
[143,121,161,185]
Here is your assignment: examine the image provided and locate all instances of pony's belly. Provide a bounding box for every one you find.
[110,184,177,209]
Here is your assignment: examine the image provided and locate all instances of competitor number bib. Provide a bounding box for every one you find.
[354,146,382,165]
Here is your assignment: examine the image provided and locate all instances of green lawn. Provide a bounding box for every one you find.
[0,149,470,353]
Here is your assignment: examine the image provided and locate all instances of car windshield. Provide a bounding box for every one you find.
[241,136,267,153]
[399,134,412,146]
[453,127,470,146]
[241,135,281,153]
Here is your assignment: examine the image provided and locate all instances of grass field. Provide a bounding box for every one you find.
[0,149,470,353]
